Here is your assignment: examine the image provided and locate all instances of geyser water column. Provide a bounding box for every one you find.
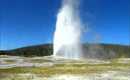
[53,0,83,59]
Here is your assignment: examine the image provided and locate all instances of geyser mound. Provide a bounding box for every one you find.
[53,0,83,59]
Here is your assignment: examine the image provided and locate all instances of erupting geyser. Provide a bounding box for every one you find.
[53,0,83,59]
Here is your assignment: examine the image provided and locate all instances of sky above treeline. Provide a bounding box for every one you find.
[0,0,130,50]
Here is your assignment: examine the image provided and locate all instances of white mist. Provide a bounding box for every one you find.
[53,0,83,59]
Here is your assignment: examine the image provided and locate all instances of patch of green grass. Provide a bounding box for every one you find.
[5,60,16,64]
[28,59,52,63]
[0,62,130,77]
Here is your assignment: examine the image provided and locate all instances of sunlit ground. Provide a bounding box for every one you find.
[0,55,130,80]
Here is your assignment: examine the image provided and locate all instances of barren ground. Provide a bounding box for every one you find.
[0,55,130,80]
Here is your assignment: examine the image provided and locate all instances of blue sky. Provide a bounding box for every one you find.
[0,0,130,50]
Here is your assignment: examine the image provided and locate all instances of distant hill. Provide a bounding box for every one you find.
[0,44,52,57]
[0,44,130,58]
[82,44,130,59]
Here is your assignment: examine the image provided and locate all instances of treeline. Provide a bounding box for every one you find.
[0,44,53,57]
[0,44,129,58]
[102,44,130,58]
